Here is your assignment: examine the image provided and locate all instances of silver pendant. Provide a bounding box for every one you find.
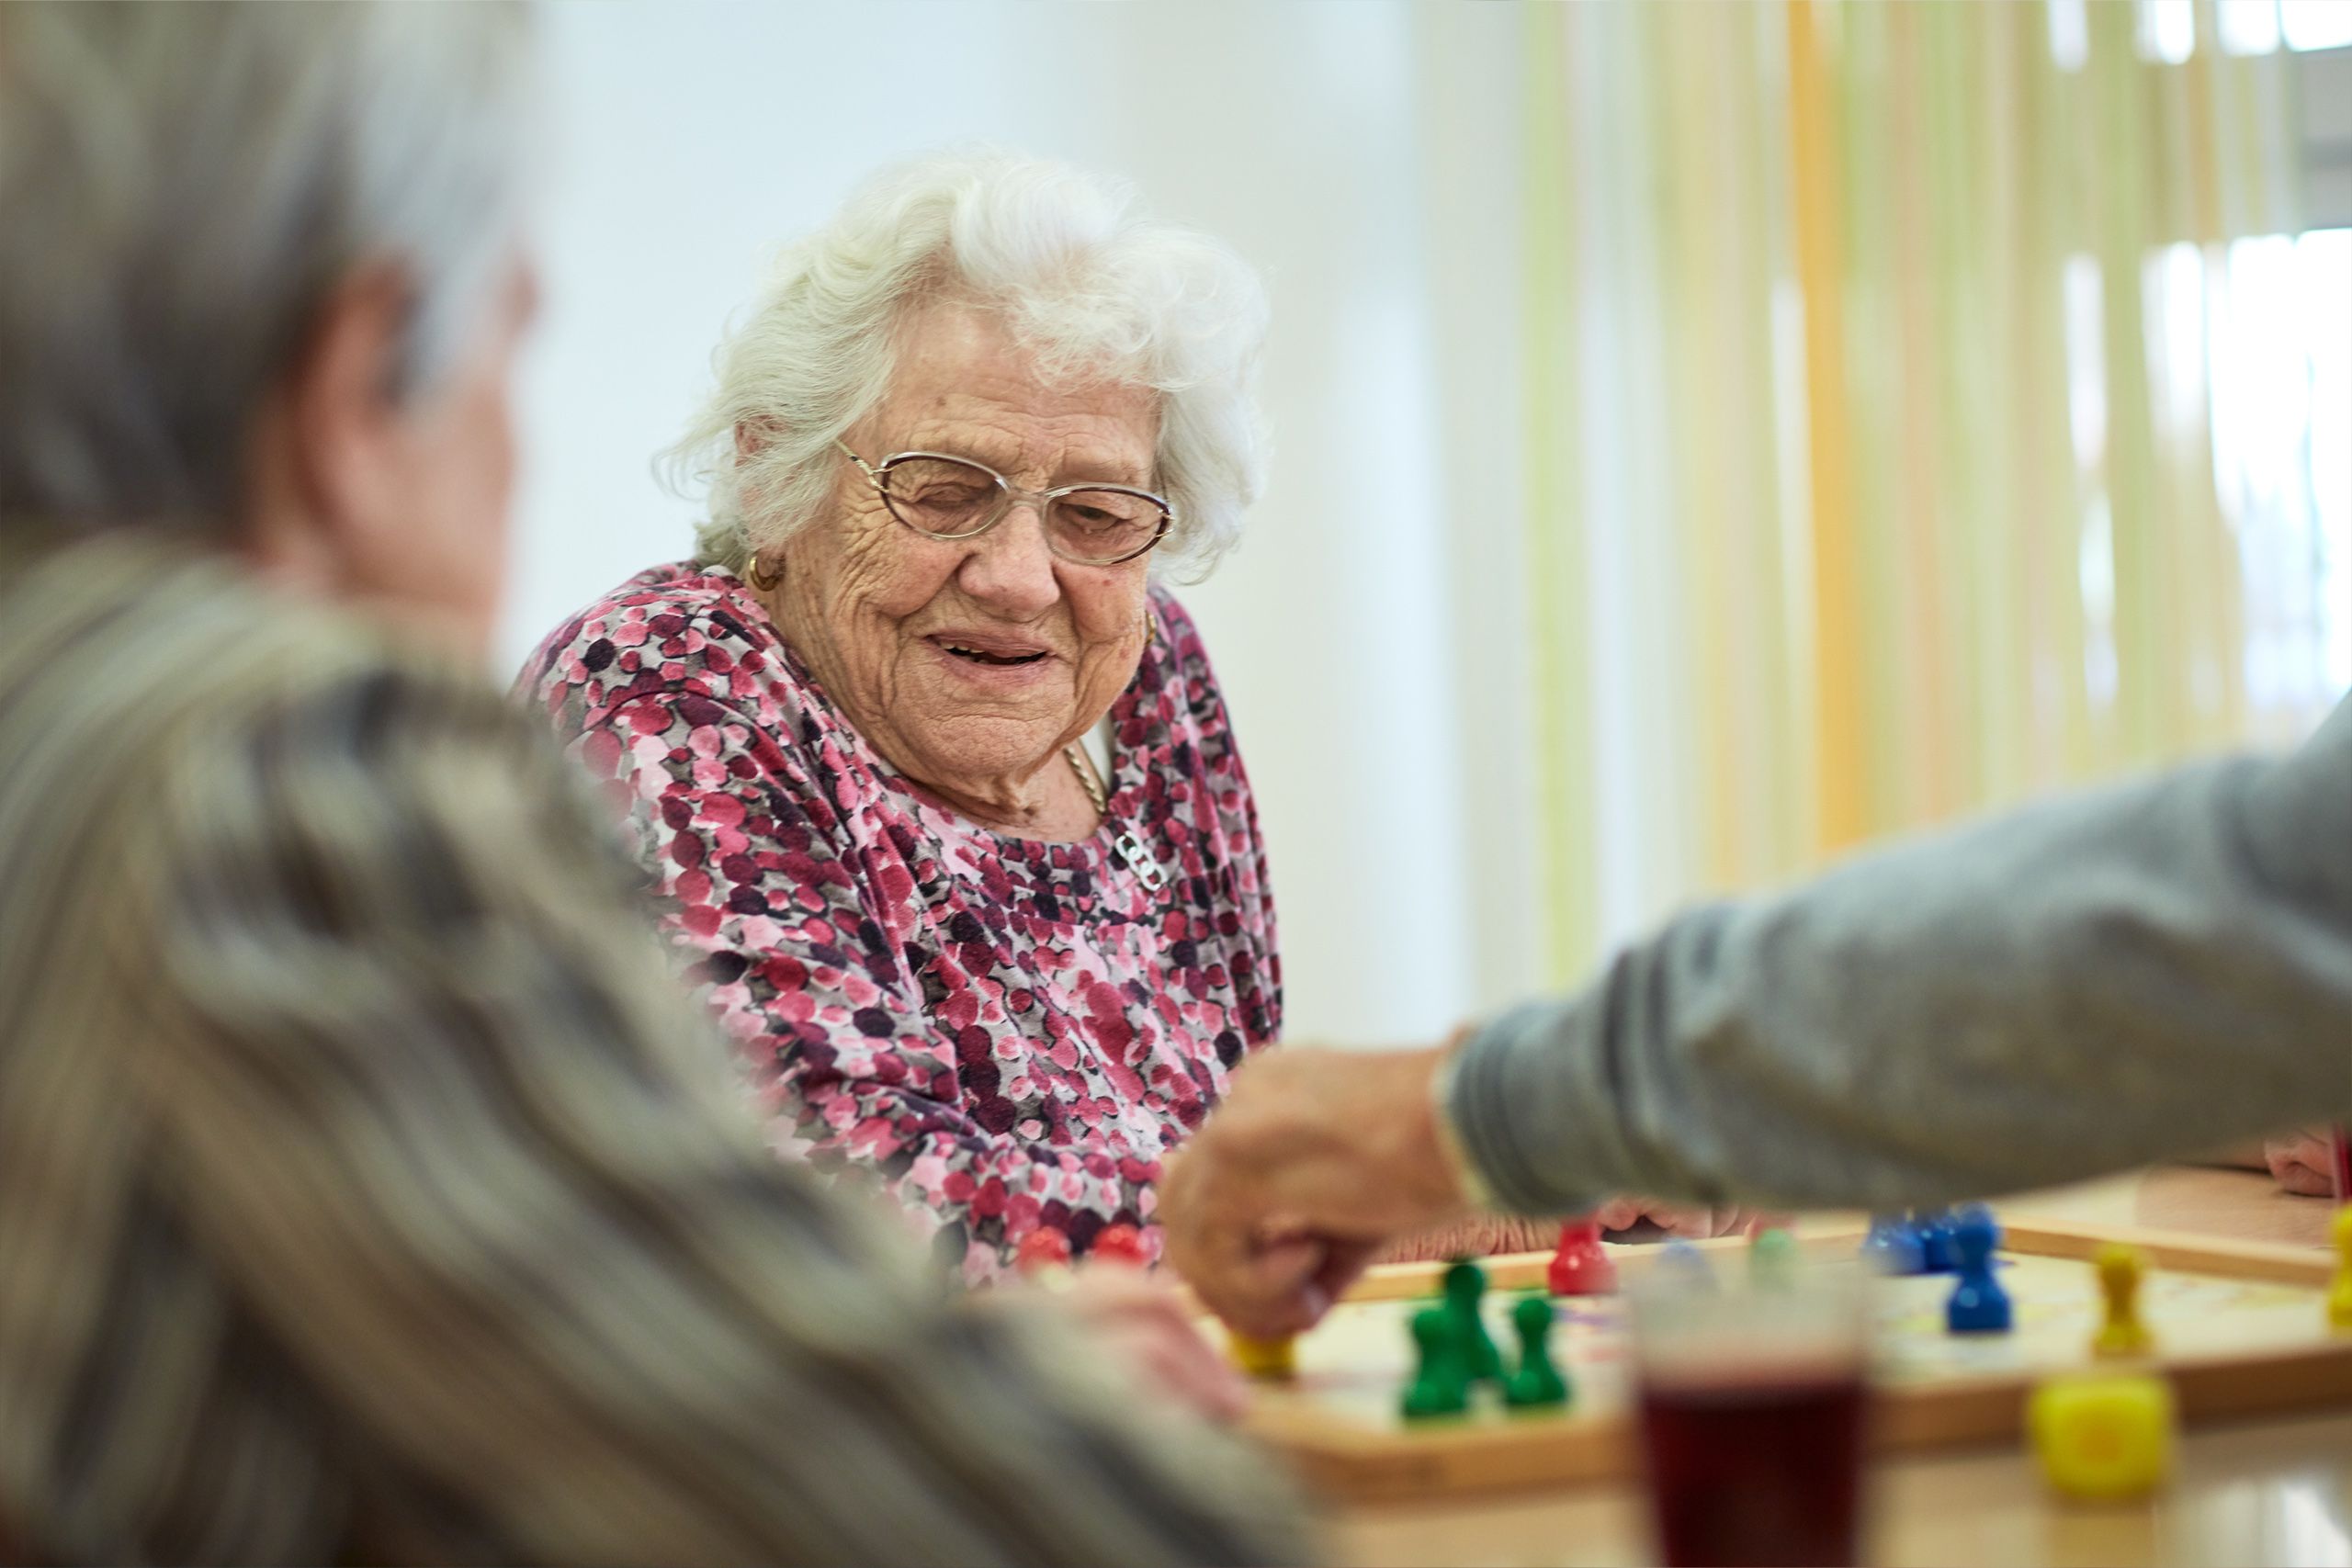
[1113,829,1169,893]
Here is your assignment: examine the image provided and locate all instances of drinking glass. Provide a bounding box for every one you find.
[1630,1248,1873,1567]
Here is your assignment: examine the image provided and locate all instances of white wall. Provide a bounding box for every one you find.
[505,2,1538,1043]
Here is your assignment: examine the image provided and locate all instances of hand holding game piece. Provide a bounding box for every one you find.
[1944,1205,2011,1334]
[2030,1371,2177,1501]
[1013,1227,1073,1274]
[1157,1043,1471,1340]
[1400,1306,1470,1419]
[1089,1222,1151,1268]
[1503,1295,1571,1408]
[2092,1243,2154,1358]
[1547,1219,1618,1296]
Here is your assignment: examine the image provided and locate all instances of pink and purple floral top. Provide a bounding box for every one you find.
[517,562,1281,1281]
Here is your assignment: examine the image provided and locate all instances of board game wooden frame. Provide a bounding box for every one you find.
[1238,1218,2352,1504]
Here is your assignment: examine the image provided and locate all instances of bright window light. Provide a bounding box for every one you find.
[2283,0,2352,49]
[2217,0,2283,53]
[2209,229,2352,711]
[2297,230,2352,691]
[2050,0,2090,69]
[2138,0,2198,61]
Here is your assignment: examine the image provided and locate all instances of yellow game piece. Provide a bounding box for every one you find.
[2091,1243,2154,1359]
[2329,1209,2352,1332]
[2029,1371,2176,1501]
[1228,1331,1296,1381]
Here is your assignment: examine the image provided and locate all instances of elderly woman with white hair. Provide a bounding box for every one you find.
[520,152,1280,1281]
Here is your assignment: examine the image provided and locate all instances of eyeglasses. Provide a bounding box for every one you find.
[836,440,1173,566]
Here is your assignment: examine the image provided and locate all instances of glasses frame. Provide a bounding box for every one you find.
[836,439,1174,566]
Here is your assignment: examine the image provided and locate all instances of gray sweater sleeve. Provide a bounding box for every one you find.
[1448,695,2352,1215]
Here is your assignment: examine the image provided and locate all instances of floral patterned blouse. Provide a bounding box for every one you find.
[517,562,1281,1281]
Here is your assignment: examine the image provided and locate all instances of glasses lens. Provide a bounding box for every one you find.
[879,457,1001,536]
[1050,490,1167,561]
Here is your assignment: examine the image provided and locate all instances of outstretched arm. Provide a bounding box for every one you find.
[1452,697,2352,1215]
[1166,698,2352,1337]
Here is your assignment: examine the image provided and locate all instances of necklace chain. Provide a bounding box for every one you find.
[1064,743,1109,816]
[1064,743,1168,893]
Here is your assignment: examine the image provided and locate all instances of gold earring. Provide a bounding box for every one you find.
[746,553,783,592]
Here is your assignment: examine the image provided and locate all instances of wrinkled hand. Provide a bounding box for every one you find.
[1586,1196,1781,1238]
[2263,1127,2340,1198]
[1159,1044,1470,1341]
[1049,1266,1250,1423]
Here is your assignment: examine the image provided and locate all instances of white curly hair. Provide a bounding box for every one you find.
[665,148,1271,582]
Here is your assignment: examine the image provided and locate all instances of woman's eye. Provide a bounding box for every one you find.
[907,484,989,508]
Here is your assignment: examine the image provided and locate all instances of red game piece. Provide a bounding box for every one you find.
[1548,1219,1618,1296]
[1014,1227,1072,1273]
[1089,1223,1151,1267]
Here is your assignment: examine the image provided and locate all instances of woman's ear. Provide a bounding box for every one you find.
[242,265,415,580]
[734,416,782,462]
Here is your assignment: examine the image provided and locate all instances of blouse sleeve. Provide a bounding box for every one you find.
[579,688,1160,1280]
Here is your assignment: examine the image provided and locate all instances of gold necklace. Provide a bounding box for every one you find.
[1064,743,1168,893]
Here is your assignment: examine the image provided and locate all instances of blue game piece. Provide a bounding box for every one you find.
[1653,1239,1716,1292]
[1917,1207,1959,1273]
[1862,1212,1927,1275]
[1945,1204,2012,1334]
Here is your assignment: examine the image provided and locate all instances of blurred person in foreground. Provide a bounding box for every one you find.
[0,6,1304,1562]
[515,150,1747,1279]
[1162,685,2352,1337]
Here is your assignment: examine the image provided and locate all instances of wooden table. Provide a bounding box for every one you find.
[1329,1168,2352,1568]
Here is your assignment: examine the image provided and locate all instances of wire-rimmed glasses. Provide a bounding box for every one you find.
[837,439,1173,566]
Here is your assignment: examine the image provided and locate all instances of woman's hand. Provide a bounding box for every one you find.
[1159,1044,1472,1339]
[1050,1266,1250,1423]
[2263,1128,2341,1198]
[1586,1196,1783,1238]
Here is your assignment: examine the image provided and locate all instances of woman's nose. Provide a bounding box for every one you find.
[956,500,1061,617]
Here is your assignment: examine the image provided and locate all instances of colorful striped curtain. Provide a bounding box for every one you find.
[1519,0,2332,982]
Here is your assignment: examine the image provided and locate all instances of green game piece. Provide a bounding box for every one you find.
[1442,1259,1504,1384]
[1750,1227,1800,1288]
[1400,1306,1470,1419]
[1503,1294,1572,1409]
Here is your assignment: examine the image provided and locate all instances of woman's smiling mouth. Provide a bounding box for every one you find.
[930,633,1052,668]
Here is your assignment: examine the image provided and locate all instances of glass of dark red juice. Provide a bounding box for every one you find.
[1630,1247,1871,1567]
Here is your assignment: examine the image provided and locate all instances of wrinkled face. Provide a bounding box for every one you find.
[768,300,1159,796]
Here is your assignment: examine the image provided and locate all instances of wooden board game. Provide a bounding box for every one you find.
[1236,1218,2352,1503]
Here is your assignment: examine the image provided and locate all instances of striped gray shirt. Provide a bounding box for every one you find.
[0,525,1308,1565]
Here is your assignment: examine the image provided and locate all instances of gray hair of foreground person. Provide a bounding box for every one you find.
[665,147,1272,583]
[0,2,535,526]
